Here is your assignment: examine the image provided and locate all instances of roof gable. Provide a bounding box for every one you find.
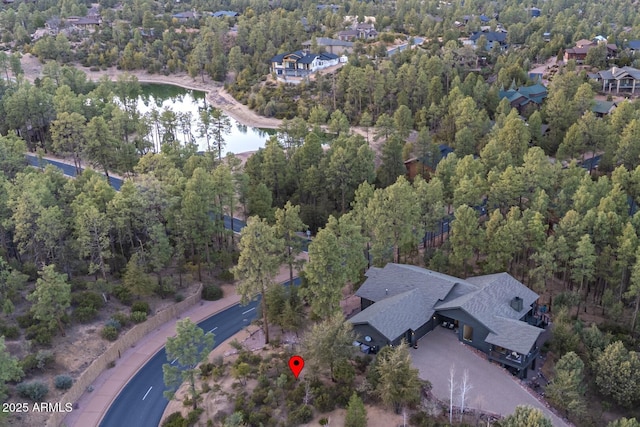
[485,317,543,354]
[351,265,541,351]
[355,263,462,303]
[350,288,434,340]
[470,31,507,43]
[436,273,539,331]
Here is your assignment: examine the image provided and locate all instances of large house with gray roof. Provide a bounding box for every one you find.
[590,66,640,93]
[270,50,340,79]
[349,264,546,378]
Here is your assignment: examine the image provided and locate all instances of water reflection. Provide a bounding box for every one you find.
[136,84,273,155]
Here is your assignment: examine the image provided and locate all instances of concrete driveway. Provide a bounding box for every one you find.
[410,327,570,427]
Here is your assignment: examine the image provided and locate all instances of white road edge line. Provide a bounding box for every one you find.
[209,327,218,333]
[142,386,153,401]
[242,307,256,315]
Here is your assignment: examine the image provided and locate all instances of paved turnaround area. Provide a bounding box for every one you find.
[410,327,570,427]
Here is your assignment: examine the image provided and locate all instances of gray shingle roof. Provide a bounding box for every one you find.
[351,265,542,353]
[485,317,543,354]
[302,37,354,48]
[437,272,539,332]
[599,66,640,80]
[355,263,462,303]
[350,288,433,341]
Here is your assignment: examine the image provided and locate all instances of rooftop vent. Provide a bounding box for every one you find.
[510,296,523,312]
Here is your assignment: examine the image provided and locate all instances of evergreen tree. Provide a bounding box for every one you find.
[27,265,71,336]
[345,392,368,427]
[375,341,421,414]
[594,341,640,408]
[545,352,586,418]
[499,406,552,427]
[232,217,283,344]
[162,318,215,409]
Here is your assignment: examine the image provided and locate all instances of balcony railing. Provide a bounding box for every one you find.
[488,346,540,369]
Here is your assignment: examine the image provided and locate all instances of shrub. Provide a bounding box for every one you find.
[248,407,272,426]
[111,312,130,328]
[16,313,37,329]
[251,387,268,405]
[313,389,335,412]
[112,285,133,305]
[202,284,223,301]
[186,408,204,426]
[35,350,54,370]
[25,324,54,345]
[162,412,187,427]
[157,280,176,299]
[17,381,49,400]
[287,405,313,424]
[0,323,20,339]
[130,311,147,323]
[73,306,98,323]
[218,269,234,282]
[71,291,105,310]
[69,277,88,292]
[175,293,184,303]
[20,354,38,374]
[101,325,119,341]
[200,363,214,377]
[409,411,438,427]
[131,301,151,315]
[20,262,39,281]
[54,375,73,390]
[105,319,122,331]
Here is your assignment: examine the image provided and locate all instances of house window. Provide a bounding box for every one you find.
[463,324,473,342]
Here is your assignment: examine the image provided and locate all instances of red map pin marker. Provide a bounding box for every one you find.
[288,355,304,379]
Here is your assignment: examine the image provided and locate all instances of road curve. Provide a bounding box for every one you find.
[99,298,261,427]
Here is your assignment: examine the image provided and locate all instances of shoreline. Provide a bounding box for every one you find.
[19,54,282,130]
[18,54,381,156]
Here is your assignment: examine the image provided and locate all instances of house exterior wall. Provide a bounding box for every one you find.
[437,308,492,353]
[414,318,435,342]
[325,45,353,55]
[352,323,391,348]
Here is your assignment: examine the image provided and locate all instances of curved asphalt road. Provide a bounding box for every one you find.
[99,299,258,427]
[101,278,300,427]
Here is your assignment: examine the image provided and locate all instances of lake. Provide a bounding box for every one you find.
[136,84,273,156]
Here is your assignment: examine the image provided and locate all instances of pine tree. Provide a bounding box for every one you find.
[345,392,368,427]
[27,265,71,336]
[162,318,215,409]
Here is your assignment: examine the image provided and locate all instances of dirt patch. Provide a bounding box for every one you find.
[4,278,201,427]
[304,405,405,427]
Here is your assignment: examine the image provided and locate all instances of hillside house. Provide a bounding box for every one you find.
[469,30,508,50]
[564,38,617,63]
[590,66,640,93]
[270,50,340,78]
[337,22,378,41]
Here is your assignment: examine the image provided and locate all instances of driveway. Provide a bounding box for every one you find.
[410,327,570,427]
